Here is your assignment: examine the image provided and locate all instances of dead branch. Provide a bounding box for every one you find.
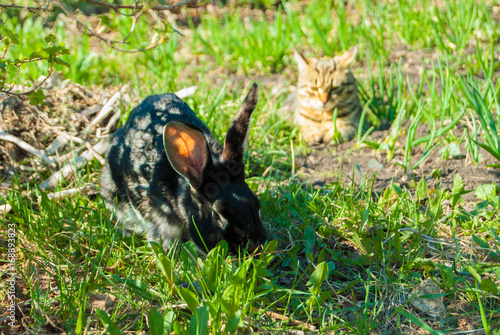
[264,311,317,332]
[83,88,125,135]
[0,68,54,97]
[40,141,108,190]
[55,145,86,165]
[82,104,104,117]
[55,132,85,144]
[54,0,161,53]
[46,135,69,155]
[0,131,56,166]
[0,204,12,214]
[41,184,97,201]
[85,141,106,165]
[82,0,200,11]
[0,4,50,11]
[175,86,197,99]
[102,110,121,135]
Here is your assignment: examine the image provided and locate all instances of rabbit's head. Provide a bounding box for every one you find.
[163,84,267,254]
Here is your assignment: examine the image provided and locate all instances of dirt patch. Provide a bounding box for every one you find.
[0,75,133,195]
[296,125,500,202]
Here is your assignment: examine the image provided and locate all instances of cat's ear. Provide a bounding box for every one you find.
[335,46,358,67]
[293,49,309,72]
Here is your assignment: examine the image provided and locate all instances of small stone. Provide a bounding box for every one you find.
[367,159,384,170]
[409,278,446,318]
[347,312,356,322]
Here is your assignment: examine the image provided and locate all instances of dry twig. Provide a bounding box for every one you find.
[83,88,125,135]
[40,141,108,190]
[83,0,199,11]
[264,311,317,332]
[0,131,56,166]
[41,184,96,201]
[54,0,165,53]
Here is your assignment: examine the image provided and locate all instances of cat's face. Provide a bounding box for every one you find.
[294,47,358,111]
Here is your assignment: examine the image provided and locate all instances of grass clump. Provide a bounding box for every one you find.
[2,0,500,333]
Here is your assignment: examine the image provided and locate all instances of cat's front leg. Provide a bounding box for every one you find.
[321,118,357,143]
[335,118,358,142]
[294,112,325,143]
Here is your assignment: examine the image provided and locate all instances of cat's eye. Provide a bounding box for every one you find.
[309,87,318,92]
[329,86,341,94]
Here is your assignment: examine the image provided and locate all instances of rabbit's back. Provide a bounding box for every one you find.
[100,94,217,247]
[104,93,206,181]
[101,84,267,254]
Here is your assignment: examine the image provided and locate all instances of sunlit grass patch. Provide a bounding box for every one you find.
[2,0,500,333]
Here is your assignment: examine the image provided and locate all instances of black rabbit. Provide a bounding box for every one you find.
[100,83,267,254]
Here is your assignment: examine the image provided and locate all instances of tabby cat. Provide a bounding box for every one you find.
[290,47,362,144]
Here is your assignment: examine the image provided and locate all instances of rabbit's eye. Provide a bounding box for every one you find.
[213,211,227,229]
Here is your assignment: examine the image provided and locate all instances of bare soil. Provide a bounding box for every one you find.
[296,125,500,202]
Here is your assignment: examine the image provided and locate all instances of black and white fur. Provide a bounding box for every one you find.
[100,83,267,254]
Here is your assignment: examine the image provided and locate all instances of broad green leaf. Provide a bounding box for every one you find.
[1,27,19,44]
[318,290,331,305]
[28,89,46,106]
[480,279,497,294]
[450,174,471,207]
[156,253,175,286]
[148,308,166,335]
[391,180,403,195]
[233,258,252,285]
[360,207,369,228]
[177,287,200,313]
[475,184,497,200]
[45,45,65,56]
[151,242,176,286]
[221,284,238,317]
[30,50,49,59]
[472,235,490,250]
[95,309,124,335]
[257,239,277,267]
[76,304,85,335]
[226,309,243,332]
[189,306,209,335]
[181,241,198,275]
[307,261,328,291]
[465,265,481,283]
[54,57,70,68]
[303,225,316,255]
[439,265,455,290]
[164,311,175,334]
[416,178,427,201]
[174,321,190,335]
[45,33,56,43]
[452,174,464,195]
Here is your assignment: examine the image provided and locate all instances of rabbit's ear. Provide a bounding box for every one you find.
[163,121,211,188]
[222,83,258,168]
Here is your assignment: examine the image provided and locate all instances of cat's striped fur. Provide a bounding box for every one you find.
[292,47,362,143]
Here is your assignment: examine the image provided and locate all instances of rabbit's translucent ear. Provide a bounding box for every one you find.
[334,46,358,67]
[222,83,258,170]
[163,121,210,188]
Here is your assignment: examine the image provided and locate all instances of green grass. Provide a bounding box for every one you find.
[2,0,500,333]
